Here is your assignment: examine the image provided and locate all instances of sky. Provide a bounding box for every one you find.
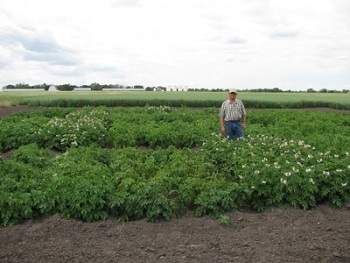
[0,0,349,90]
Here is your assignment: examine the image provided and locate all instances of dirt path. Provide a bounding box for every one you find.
[1,206,349,263]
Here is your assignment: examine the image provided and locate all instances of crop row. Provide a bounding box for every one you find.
[19,98,350,110]
[1,107,350,152]
[0,133,349,226]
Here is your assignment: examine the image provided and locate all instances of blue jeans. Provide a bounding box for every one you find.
[225,121,243,140]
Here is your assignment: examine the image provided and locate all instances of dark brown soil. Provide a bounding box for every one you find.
[1,206,349,263]
[0,150,14,160]
[0,106,33,118]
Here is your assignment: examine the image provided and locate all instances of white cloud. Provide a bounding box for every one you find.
[0,0,349,90]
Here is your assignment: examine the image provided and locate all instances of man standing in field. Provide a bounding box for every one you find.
[219,89,247,140]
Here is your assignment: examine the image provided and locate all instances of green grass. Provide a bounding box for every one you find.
[1,91,350,107]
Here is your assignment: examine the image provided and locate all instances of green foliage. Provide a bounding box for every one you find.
[20,98,350,109]
[0,116,49,151]
[217,214,231,226]
[0,107,350,226]
[12,144,53,168]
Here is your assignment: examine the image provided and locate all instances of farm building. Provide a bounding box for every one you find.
[48,85,58,92]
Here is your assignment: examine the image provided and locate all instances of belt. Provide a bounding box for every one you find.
[225,120,240,123]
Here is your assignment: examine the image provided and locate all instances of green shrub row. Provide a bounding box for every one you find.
[19,99,350,110]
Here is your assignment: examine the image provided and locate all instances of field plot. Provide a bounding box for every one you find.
[0,107,349,226]
[1,91,350,108]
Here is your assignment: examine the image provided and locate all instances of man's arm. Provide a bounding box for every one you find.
[220,116,225,135]
[219,103,225,135]
[241,113,247,129]
[241,101,247,128]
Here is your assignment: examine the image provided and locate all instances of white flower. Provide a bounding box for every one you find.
[323,171,330,176]
[334,154,339,158]
[307,154,313,159]
[348,165,350,169]
[309,178,315,184]
[284,172,292,177]
[280,178,287,185]
[346,152,349,156]
[336,169,343,173]
[261,180,266,184]
[254,170,260,175]
[306,168,312,173]
[292,167,299,173]
[341,183,347,187]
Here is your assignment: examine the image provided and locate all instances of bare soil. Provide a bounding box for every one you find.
[0,106,32,118]
[0,206,349,263]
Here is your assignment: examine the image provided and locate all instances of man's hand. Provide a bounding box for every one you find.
[220,126,225,136]
[241,122,247,129]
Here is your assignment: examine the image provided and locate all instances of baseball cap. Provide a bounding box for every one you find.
[228,89,238,94]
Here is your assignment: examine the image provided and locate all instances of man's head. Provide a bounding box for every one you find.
[228,88,238,100]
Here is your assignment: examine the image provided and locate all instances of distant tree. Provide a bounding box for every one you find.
[134,85,144,89]
[14,83,31,89]
[4,84,16,89]
[32,83,49,90]
[156,86,166,91]
[145,87,154,91]
[57,84,75,91]
[307,88,316,93]
[89,83,102,91]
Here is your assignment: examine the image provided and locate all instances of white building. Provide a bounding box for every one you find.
[48,85,58,92]
[3,88,45,92]
[74,87,91,91]
[102,88,140,91]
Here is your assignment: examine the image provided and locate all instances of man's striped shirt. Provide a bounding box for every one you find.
[219,99,246,121]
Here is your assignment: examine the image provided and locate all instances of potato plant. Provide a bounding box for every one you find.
[0,107,349,226]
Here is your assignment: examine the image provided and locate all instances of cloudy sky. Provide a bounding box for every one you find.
[0,0,349,90]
